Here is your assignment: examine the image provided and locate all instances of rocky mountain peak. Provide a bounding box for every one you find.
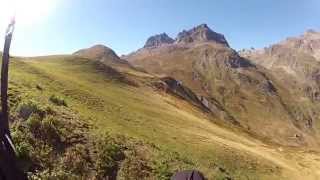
[303,29,320,40]
[144,33,174,48]
[175,24,229,47]
[267,30,320,60]
[305,29,318,35]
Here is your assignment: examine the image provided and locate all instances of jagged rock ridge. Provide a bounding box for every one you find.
[144,33,174,48]
[241,30,320,104]
[175,24,229,46]
[142,24,230,49]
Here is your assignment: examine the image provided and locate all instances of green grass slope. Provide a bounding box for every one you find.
[4,55,320,179]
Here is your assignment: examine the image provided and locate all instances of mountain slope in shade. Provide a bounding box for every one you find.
[125,24,320,148]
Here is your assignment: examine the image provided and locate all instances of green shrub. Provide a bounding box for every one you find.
[25,113,61,146]
[41,116,61,145]
[61,144,90,176]
[26,114,42,133]
[15,141,32,160]
[17,101,41,120]
[49,95,67,106]
[17,100,52,120]
[118,150,152,180]
[29,169,78,180]
[94,134,125,179]
[11,122,35,171]
[12,127,32,160]
[153,160,173,180]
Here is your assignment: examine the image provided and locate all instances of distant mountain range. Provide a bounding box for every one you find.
[241,30,320,102]
[120,24,320,147]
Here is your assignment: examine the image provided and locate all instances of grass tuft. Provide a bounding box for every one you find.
[49,95,67,106]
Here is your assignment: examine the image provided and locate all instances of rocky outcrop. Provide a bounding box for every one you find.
[141,24,230,50]
[241,30,320,102]
[153,77,238,125]
[175,24,229,47]
[241,30,320,62]
[144,33,174,48]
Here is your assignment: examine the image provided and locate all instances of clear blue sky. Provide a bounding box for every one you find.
[1,0,320,56]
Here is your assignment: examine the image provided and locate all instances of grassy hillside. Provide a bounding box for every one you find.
[4,55,320,179]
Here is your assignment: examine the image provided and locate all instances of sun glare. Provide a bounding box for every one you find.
[0,0,57,27]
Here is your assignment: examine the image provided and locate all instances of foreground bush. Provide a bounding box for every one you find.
[11,98,195,179]
[49,95,67,106]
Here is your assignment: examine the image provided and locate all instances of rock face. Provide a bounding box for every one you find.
[241,30,320,102]
[176,24,229,46]
[141,24,229,50]
[125,25,320,147]
[144,33,174,48]
[287,30,320,60]
[242,30,320,65]
[239,30,320,143]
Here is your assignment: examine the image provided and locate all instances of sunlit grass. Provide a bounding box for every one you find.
[6,56,292,179]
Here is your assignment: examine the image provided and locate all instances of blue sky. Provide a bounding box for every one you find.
[1,0,320,56]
